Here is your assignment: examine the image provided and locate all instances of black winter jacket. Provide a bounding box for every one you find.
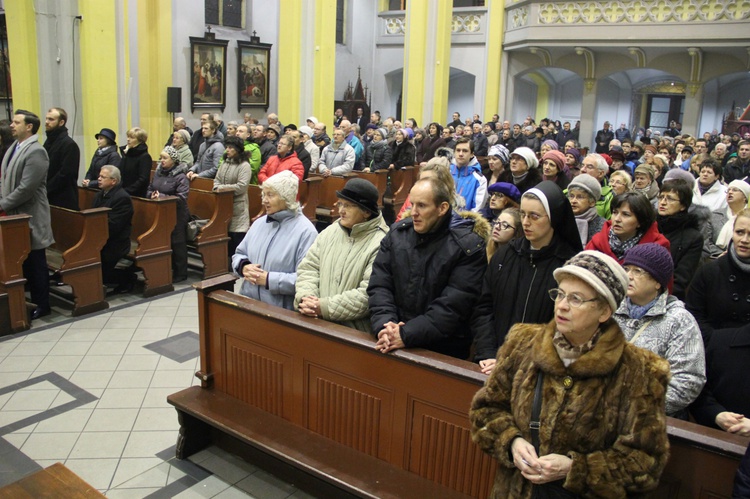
[657,210,704,300]
[471,234,578,361]
[365,140,392,170]
[119,143,152,198]
[147,163,190,240]
[367,211,488,359]
[84,145,121,189]
[93,183,133,262]
[389,140,416,169]
[44,126,80,210]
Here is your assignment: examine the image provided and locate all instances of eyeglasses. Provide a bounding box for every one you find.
[623,266,650,278]
[610,180,626,186]
[519,211,547,222]
[335,201,358,211]
[493,221,516,231]
[548,288,598,308]
[657,194,680,203]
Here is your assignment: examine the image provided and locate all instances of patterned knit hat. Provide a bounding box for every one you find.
[263,170,300,211]
[621,243,673,292]
[162,146,180,165]
[553,250,628,312]
[488,144,510,165]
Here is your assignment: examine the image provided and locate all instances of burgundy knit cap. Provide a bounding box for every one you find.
[622,243,673,292]
[542,150,566,173]
[644,145,657,155]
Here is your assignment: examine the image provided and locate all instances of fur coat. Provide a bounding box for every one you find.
[470,320,670,498]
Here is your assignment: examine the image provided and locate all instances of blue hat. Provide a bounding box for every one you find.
[487,182,521,203]
[95,128,116,144]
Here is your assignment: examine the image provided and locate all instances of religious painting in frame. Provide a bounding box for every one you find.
[237,39,272,112]
[190,36,229,112]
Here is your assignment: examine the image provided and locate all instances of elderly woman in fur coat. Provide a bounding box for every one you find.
[470,251,670,498]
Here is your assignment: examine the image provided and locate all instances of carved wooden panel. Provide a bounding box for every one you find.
[306,363,393,460]
[222,333,291,418]
[407,398,496,498]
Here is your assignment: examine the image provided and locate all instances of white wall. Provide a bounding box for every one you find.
[372,46,404,119]
[447,71,475,125]
[554,78,582,123]
[334,0,377,116]
[513,78,536,125]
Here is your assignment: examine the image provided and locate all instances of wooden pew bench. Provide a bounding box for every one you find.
[0,462,104,497]
[0,214,31,335]
[383,166,416,218]
[48,205,111,316]
[169,274,750,499]
[186,188,233,278]
[79,187,177,298]
[299,176,322,223]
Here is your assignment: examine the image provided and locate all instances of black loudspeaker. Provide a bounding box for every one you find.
[167,87,182,113]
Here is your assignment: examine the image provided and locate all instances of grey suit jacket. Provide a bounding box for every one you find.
[0,134,55,249]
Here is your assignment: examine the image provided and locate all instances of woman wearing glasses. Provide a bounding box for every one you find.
[479,181,520,223]
[614,243,705,419]
[471,181,582,374]
[295,178,388,332]
[486,208,521,262]
[471,251,669,498]
[655,179,704,299]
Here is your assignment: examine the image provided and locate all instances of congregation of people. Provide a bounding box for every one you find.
[2,103,750,496]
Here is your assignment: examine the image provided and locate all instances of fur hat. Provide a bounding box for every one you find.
[263,170,300,211]
[663,168,695,187]
[487,182,521,203]
[542,150,566,173]
[337,178,380,216]
[568,173,602,201]
[511,147,539,169]
[554,251,628,312]
[488,144,510,165]
[622,243,673,292]
[162,146,180,165]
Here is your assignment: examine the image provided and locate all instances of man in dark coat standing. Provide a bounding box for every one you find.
[594,121,614,154]
[44,107,80,210]
[367,177,488,360]
[0,110,55,319]
[93,165,134,293]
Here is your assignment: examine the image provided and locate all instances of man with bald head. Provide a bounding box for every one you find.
[165,117,192,147]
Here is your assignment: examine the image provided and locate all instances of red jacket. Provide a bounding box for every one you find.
[258,151,304,184]
[586,220,670,263]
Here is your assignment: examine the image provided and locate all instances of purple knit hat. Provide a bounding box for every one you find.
[542,139,559,151]
[622,243,673,292]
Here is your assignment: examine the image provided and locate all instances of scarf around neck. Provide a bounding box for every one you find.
[608,228,643,259]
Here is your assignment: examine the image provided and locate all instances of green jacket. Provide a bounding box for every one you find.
[295,213,389,332]
[597,179,613,219]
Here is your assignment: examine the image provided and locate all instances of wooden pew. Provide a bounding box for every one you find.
[0,462,105,497]
[80,187,177,297]
[248,185,264,223]
[48,205,111,316]
[130,196,177,297]
[384,166,416,216]
[0,214,31,335]
[187,188,233,278]
[189,177,215,192]
[299,176,322,223]
[169,274,750,499]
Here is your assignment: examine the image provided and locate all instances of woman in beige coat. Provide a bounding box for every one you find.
[213,136,251,257]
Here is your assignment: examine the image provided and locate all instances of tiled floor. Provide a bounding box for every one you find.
[0,277,318,498]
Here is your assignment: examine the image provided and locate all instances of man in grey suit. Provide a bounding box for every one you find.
[0,110,55,319]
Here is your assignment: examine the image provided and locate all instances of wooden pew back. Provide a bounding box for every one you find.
[0,214,31,334]
[187,188,233,278]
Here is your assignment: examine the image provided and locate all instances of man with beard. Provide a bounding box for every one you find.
[44,107,80,210]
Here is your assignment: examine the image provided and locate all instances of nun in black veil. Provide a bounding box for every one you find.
[471,181,583,373]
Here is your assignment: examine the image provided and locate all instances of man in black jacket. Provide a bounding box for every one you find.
[594,121,614,153]
[367,177,487,360]
[44,107,80,210]
[93,165,135,293]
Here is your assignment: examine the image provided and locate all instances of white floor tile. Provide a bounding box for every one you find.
[3,431,31,449]
[64,458,120,490]
[22,328,67,343]
[108,370,154,389]
[58,328,102,342]
[141,387,178,408]
[48,341,93,356]
[133,407,180,431]
[0,355,45,372]
[150,370,196,388]
[84,408,139,432]
[20,432,79,460]
[36,355,85,372]
[117,354,160,371]
[121,430,178,458]
[51,390,77,407]
[157,356,198,371]
[105,487,163,497]
[69,370,115,389]
[106,316,144,329]
[71,315,112,329]
[112,305,150,317]
[4,389,60,411]
[143,306,180,317]
[96,388,147,408]
[77,354,124,372]
[199,452,257,484]
[172,316,199,329]
[88,341,130,356]
[212,486,254,498]
[34,408,93,433]
[132,328,171,342]
[123,341,159,356]
[174,475,232,498]
[0,372,33,387]
[69,431,130,459]
[110,457,163,489]
[11,341,55,356]
[140,316,175,329]
[114,461,171,489]
[98,328,137,342]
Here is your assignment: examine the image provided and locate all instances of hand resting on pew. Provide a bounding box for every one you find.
[297,295,321,318]
[375,321,405,353]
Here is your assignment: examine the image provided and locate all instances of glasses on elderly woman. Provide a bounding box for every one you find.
[548,288,598,308]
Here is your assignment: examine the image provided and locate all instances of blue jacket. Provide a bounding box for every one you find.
[232,209,318,310]
[450,157,487,211]
[346,133,364,168]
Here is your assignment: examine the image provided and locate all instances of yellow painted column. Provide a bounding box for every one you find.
[528,73,549,121]
[278,0,303,124]
[430,1,452,125]
[5,0,41,113]
[79,1,120,162]
[483,0,505,119]
[136,0,172,151]
[403,1,428,122]
[313,0,336,124]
